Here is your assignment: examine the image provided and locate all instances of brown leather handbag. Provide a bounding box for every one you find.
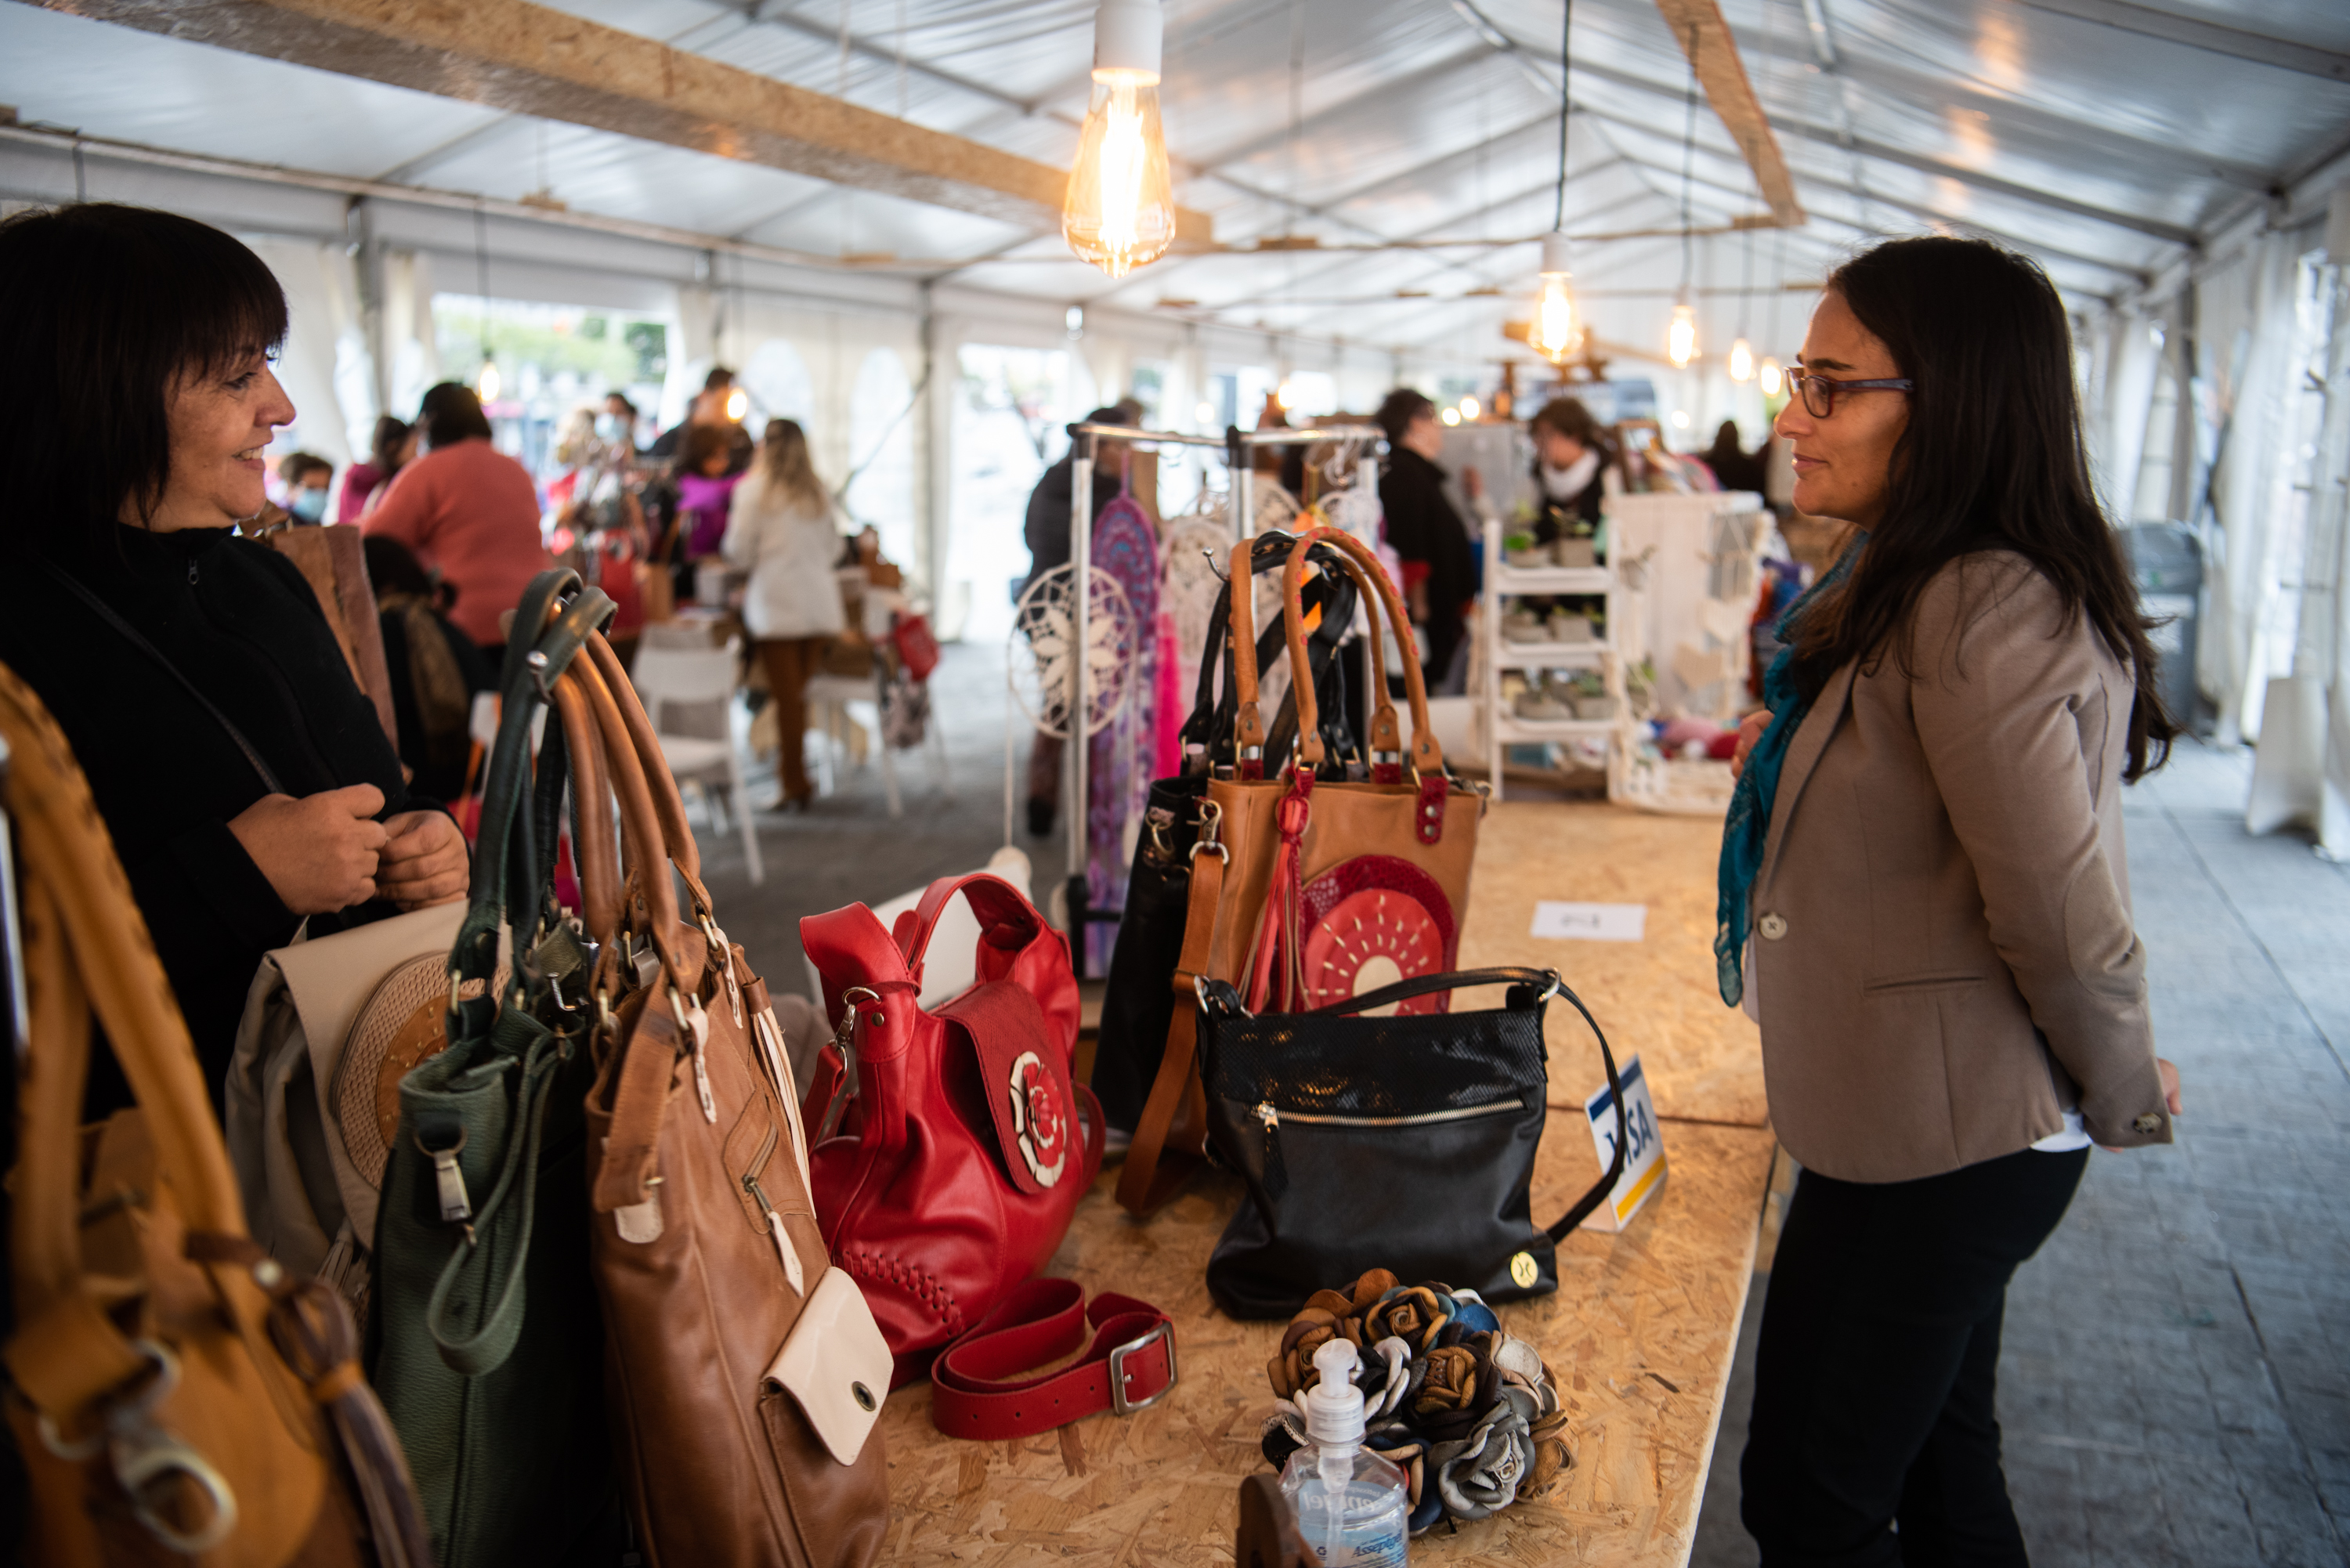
[555,632,892,1568]
[0,661,430,1567]
[1118,526,1484,1216]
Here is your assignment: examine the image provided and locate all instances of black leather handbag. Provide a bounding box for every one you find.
[1195,967,1629,1320]
[1091,533,1367,1133]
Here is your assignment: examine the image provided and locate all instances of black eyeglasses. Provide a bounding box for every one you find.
[1788,372,1914,418]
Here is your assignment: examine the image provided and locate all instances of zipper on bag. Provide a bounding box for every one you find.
[1250,1097,1524,1205]
[740,1125,804,1295]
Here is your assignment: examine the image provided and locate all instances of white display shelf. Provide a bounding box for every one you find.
[1495,639,1608,668]
[1492,564,1611,595]
[1493,713,1618,742]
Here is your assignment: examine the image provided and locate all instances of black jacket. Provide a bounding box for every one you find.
[1020,454,1123,600]
[1533,461,1607,544]
[3,523,418,1104]
[1379,446,1478,620]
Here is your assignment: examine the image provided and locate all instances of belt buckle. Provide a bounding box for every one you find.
[1108,1321,1177,1415]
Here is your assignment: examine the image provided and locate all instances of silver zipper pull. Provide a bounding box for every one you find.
[743,1175,804,1295]
[1256,1101,1279,1130]
[418,1129,474,1238]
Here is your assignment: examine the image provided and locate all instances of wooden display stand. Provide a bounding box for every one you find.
[874,800,1774,1566]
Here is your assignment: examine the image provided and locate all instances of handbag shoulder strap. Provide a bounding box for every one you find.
[48,562,287,797]
[1283,528,1441,778]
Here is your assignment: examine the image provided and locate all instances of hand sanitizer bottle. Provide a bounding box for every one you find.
[1278,1339,1409,1566]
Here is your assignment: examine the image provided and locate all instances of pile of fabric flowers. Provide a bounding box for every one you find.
[1260,1270,1572,1536]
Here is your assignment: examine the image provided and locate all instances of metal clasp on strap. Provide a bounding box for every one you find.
[1108,1321,1177,1415]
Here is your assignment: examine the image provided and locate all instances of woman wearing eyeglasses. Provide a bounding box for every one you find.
[1719,237,2182,1566]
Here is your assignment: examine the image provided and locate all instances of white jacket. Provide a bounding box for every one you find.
[721,469,847,640]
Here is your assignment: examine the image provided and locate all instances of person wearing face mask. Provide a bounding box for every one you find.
[1719,237,2183,1566]
[0,203,469,1114]
[277,450,333,523]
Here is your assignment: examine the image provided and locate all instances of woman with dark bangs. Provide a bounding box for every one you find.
[0,203,468,1113]
[1719,236,2184,1565]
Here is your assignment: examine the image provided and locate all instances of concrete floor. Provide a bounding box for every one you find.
[677,638,1073,999]
[1693,740,2350,1566]
[684,654,2348,1565]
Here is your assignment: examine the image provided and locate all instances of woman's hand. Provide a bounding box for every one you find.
[378,811,470,910]
[229,785,389,915]
[1730,710,1773,781]
[2158,1057,2182,1115]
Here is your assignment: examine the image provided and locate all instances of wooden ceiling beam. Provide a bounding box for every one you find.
[28,0,1213,243]
[1650,0,1805,227]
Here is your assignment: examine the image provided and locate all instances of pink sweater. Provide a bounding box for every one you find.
[363,439,553,647]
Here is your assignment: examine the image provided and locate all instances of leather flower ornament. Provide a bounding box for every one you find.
[1363,1284,1452,1353]
[1428,1387,1539,1520]
[1410,1345,1480,1421]
[1267,1309,1347,1400]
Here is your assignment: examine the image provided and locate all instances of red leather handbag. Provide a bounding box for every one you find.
[801,873,1104,1386]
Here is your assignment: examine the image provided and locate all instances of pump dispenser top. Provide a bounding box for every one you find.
[1304,1341,1365,1447]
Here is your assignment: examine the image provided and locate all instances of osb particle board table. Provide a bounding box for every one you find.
[875,800,1775,1566]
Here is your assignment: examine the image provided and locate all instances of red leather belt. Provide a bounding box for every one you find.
[927,1278,1177,1440]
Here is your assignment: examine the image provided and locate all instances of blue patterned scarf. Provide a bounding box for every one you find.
[1715,535,1866,1006]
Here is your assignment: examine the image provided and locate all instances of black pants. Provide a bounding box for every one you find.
[1742,1146,2088,1568]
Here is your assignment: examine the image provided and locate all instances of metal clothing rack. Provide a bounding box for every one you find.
[1057,421,1386,972]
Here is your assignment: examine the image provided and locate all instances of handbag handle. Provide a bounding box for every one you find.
[1199,964,1629,1244]
[582,631,721,923]
[1180,534,1389,772]
[896,870,1050,989]
[1282,527,1442,777]
[548,660,620,944]
[565,634,697,1004]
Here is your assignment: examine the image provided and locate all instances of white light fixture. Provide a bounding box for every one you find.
[1195,400,1217,425]
[1275,378,1298,411]
[1064,0,1176,279]
[1729,337,1755,382]
[1758,356,1784,396]
[1441,407,1462,427]
[1459,396,1480,421]
[475,356,501,404]
[1671,408,1690,430]
[1668,299,1697,368]
[1529,230,1579,366]
[724,387,749,421]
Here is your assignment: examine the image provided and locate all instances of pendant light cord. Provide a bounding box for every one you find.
[473,201,491,370]
[1553,0,1572,231]
[1678,23,1698,294]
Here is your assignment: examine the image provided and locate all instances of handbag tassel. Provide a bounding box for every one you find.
[1242,771,1314,1013]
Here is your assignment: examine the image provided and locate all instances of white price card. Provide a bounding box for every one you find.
[1579,1054,1668,1232]
[1531,901,1647,942]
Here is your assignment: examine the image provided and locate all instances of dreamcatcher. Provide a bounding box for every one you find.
[1086,481,1161,971]
[1157,493,1230,776]
[1003,560,1140,855]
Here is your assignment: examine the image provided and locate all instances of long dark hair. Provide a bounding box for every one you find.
[0,203,288,552]
[1791,237,2176,780]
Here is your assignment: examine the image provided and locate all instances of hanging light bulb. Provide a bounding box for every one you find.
[1441,407,1462,427]
[1729,337,1755,382]
[1758,356,1785,397]
[1275,378,1298,411]
[725,387,749,422]
[1527,231,1580,365]
[1459,396,1480,421]
[1064,0,1176,279]
[1668,299,1698,368]
[475,355,501,404]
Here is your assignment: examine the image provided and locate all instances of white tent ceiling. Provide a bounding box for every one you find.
[2,0,2347,362]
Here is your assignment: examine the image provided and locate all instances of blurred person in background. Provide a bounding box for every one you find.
[1376,388,1478,692]
[277,450,332,523]
[1528,396,1617,547]
[652,366,754,473]
[1705,418,1768,496]
[363,535,496,805]
[723,417,844,812]
[363,381,554,663]
[0,202,466,1109]
[675,421,744,564]
[338,413,416,520]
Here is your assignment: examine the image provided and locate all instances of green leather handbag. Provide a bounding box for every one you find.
[365,572,629,1567]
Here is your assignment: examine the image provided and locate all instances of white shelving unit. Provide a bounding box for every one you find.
[1476,520,1627,802]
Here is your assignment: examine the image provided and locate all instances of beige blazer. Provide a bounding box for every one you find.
[1752,551,2171,1183]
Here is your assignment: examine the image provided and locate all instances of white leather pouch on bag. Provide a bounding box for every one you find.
[765,1267,894,1465]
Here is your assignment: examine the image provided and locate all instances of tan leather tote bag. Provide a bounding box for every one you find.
[0,662,430,1568]
[558,634,892,1568]
[1118,526,1485,1216]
